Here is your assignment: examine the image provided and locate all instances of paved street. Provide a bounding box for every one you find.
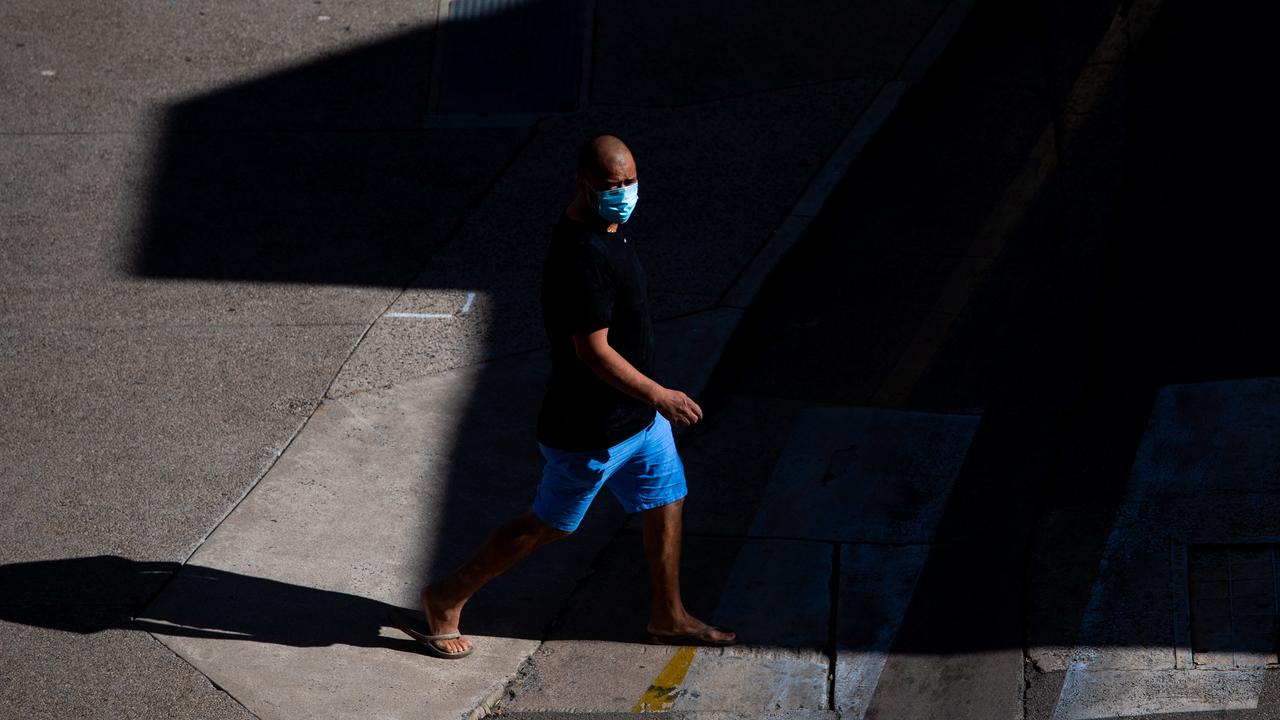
[4,0,1280,718]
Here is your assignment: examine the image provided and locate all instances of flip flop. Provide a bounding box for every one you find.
[388,608,474,659]
[647,625,737,647]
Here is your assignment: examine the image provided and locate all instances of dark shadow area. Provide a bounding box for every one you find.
[702,0,1280,671]
[119,0,941,661]
[130,4,586,286]
[0,556,419,652]
[86,0,1280,691]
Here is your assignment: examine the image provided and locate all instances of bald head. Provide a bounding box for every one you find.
[577,134,635,185]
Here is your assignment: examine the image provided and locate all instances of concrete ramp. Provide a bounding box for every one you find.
[137,311,739,720]
[1052,379,1280,719]
[499,406,979,717]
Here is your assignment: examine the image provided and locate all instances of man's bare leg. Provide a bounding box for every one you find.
[642,498,736,643]
[421,510,569,654]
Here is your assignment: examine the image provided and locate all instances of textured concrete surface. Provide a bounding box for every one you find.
[330,80,880,395]
[1048,380,1280,718]
[0,1,441,133]
[499,407,978,717]
[0,612,256,720]
[16,0,1245,716]
[747,407,979,544]
[137,306,742,719]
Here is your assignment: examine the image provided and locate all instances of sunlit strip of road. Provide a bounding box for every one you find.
[1051,379,1280,719]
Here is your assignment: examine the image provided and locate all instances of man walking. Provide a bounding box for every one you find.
[398,134,736,659]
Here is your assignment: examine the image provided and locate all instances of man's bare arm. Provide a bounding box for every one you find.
[572,327,703,427]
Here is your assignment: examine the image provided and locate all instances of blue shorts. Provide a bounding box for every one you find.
[533,413,688,532]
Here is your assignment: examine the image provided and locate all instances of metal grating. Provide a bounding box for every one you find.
[1187,544,1280,668]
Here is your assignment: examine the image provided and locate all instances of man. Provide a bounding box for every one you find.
[399,134,737,659]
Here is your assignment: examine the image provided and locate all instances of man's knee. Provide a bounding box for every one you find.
[522,511,573,541]
[541,523,573,542]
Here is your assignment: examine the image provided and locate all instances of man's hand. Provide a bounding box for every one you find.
[653,388,703,427]
[573,328,704,427]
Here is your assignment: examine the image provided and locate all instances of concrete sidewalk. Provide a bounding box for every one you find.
[2,1,973,718]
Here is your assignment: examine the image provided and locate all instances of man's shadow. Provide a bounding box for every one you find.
[0,553,677,649]
[1,556,426,652]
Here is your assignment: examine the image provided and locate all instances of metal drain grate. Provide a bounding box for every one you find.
[1187,544,1280,668]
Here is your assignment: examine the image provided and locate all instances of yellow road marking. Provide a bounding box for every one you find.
[632,646,697,712]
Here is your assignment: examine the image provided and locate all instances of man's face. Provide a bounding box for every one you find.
[581,152,638,196]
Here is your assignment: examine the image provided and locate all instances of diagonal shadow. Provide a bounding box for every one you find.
[11,0,1276,695]
[0,556,421,653]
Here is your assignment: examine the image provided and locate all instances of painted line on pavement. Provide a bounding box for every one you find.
[632,646,696,712]
[630,407,980,716]
[382,291,478,319]
[383,311,454,319]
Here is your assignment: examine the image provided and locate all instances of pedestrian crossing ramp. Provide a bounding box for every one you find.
[500,405,981,717]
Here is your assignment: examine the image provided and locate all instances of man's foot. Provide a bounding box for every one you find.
[646,616,737,646]
[421,584,472,655]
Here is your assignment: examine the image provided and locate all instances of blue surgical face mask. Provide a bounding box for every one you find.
[592,182,639,224]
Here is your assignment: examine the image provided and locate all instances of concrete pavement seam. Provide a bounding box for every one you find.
[481,6,982,710]
[826,543,842,713]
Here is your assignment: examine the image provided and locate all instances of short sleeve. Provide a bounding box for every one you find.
[565,241,615,334]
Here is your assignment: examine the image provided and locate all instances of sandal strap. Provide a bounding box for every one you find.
[423,632,461,641]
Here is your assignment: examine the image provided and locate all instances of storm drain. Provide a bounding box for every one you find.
[428,0,591,125]
[1186,544,1280,668]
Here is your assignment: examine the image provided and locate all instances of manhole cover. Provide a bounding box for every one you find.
[1187,544,1279,668]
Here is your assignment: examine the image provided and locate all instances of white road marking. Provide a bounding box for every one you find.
[382,292,477,320]
[383,311,453,319]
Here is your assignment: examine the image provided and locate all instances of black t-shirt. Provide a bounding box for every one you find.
[537,214,657,451]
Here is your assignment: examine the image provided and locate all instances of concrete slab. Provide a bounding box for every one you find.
[834,543,930,718]
[503,640,685,713]
[1053,665,1266,720]
[134,125,528,288]
[671,648,830,715]
[136,351,604,720]
[678,395,811,537]
[330,80,878,394]
[0,0,440,133]
[1052,379,1280,717]
[749,407,980,543]
[0,323,359,564]
[502,404,982,717]
[591,0,945,106]
[710,540,832,650]
[0,612,256,720]
[136,300,746,719]
[504,537,831,715]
